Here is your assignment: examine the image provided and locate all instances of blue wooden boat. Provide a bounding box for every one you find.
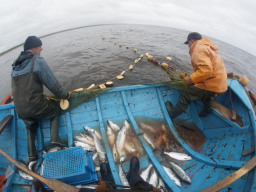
[0,78,255,192]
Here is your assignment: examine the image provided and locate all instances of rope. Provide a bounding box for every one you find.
[100,35,188,89]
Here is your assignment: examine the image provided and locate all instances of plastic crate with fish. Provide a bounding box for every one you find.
[41,146,98,187]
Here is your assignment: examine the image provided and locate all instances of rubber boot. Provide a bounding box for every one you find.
[126,156,150,188]
[26,127,37,161]
[50,115,67,147]
[199,99,211,117]
[100,162,115,190]
[166,101,183,120]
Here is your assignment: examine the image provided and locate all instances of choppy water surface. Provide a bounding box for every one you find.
[0,24,256,101]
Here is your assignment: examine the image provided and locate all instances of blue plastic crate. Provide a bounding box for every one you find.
[42,146,98,187]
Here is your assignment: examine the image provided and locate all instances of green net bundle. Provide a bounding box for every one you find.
[65,88,111,112]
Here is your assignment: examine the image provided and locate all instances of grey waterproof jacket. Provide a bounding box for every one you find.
[11,51,68,99]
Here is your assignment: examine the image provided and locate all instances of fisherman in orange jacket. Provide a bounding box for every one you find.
[166,32,228,119]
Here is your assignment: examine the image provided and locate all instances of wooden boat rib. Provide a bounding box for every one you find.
[0,78,255,192]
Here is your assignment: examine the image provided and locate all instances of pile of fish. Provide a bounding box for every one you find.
[107,120,144,163]
[18,161,37,181]
[73,125,106,171]
[162,151,192,187]
[139,122,171,150]
[138,151,192,189]
[140,164,168,192]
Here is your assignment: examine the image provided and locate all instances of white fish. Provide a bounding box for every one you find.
[116,122,128,162]
[74,141,96,151]
[106,126,116,146]
[164,152,192,161]
[42,146,61,153]
[74,135,95,146]
[28,160,37,172]
[169,162,191,183]
[157,177,168,192]
[118,164,130,186]
[148,168,159,187]
[76,184,98,189]
[107,120,121,132]
[92,133,106,161]
[163,166,181,187]
[123,120,131,130]
[80,133,95,146]
[40,160,45,176]
[83,126,102,140]
[140,122,157,134]
[140,164,153,182]
[18,163,34,181]
[19,170,34,180]
[112,144,119,162]
[142,132,155,149]
[123,140,136,153]
[92,152,100,171]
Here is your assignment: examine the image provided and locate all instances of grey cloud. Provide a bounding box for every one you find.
[0,0,256,56]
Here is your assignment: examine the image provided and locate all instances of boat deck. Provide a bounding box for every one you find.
[0,79,255,192]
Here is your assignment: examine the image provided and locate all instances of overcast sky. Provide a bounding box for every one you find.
[1,0,256,56]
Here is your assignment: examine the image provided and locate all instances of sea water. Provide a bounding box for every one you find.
[0,24,256,102]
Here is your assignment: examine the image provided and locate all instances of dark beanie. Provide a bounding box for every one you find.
[24,36,42,51]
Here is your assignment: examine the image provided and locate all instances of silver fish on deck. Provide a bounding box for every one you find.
[163,166,181,187]
[83,126,102,140]
[92,133,106,161]
[28,160,37,172]
[123,120,130,129]
[112,144,119,162]
[107,120,121,132]
[116,121,128,162]
[92,152,100,171]
[42,146,61,153]
[169,162,191,183]
[157,177,168,192]
[80,133,95,146]
[164,152,192,161]
[123,140,136,153]
[140,163,153,182]
[18,162,34,180]
[76,184,98,189]
[74,141,96,151]
[148,168,159,187]
[140,122,157,134]
[106,125,116,146]
[74,135,95,147]
[19,170,34,181]
[141,131,155,149]
[118,164,130,186]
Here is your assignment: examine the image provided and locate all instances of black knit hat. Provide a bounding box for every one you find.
[24,36,42,51]
[184,32,202,44]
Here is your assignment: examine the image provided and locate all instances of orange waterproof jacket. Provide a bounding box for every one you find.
[189,38,228,93]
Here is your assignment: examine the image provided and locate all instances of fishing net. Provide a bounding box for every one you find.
[157,67,190,90]
[65,88,111,112]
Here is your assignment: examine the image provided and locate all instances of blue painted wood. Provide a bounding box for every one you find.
[228,79,253,111]
[4,109,18,192]
[95,97,122,186]
[121,90,180,192]
[0,79,256,191]
[65,111,74,147]
[157,88,246,169]
[190,102,204,131]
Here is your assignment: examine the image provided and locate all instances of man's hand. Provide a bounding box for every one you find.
[185,76,193,85]
[66,92,71,100]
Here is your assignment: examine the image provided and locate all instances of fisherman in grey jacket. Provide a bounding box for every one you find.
[11,36,70,162]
